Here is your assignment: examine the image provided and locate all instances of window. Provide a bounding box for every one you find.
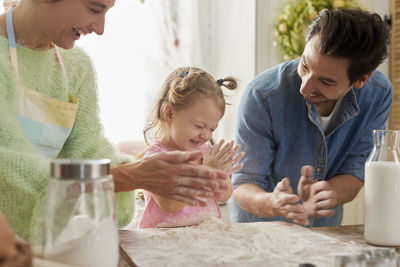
[78,1,156,144]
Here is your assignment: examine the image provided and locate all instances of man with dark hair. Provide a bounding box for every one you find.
[231,8,392,227]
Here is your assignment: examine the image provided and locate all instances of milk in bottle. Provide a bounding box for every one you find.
[364,130,400,246]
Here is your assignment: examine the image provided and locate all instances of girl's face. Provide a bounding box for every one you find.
[164,96,223,152]
[33,0,115,49]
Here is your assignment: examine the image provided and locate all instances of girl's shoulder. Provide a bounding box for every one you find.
[144,141,169,157]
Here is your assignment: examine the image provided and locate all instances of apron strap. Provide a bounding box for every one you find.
[6,6,70,92]
[54,46,70,91]
[6,6,19,80]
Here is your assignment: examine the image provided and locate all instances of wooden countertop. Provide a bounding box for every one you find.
[310,225,368,246]
[117,222,398,267]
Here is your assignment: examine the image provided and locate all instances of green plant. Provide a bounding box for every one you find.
[275,0,359,60]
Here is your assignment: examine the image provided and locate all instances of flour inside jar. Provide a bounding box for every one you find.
[45,215,118,267]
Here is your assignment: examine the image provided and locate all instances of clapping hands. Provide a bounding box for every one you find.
[271,178,309,225]
[203,140,245,174]
[297,166,337,218]
[203,139,244,203]
[271,166,337,226]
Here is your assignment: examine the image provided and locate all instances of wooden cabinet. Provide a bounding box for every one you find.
[389,0,400,129]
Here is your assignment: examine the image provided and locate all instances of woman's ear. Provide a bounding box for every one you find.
[352,72,373,89]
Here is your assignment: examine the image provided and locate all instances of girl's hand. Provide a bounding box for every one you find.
[203,140,245,174]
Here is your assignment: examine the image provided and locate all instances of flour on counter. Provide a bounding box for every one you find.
[119,217,360,267]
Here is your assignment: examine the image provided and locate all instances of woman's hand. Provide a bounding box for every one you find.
[203,140,245,174]
[0,213,17,260]
[111,150,230,206]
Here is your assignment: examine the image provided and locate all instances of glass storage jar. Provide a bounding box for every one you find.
[43,159,118,267]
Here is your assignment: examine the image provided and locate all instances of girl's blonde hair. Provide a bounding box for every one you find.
[143,67,237,145]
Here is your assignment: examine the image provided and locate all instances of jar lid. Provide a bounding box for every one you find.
[50,159,111,180]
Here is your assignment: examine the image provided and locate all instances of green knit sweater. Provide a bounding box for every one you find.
[0,36,134,242]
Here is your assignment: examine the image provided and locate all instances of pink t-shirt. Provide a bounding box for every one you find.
[139,141,221,228]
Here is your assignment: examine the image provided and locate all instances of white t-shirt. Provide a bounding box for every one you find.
[320,98,343,134]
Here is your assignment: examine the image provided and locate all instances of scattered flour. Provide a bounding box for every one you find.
[120,217,360,267]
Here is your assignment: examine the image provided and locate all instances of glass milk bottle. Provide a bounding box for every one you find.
[43,159,119,267]
[364,130,400,246]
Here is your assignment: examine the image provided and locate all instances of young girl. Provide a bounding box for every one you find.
[139,67,244,228]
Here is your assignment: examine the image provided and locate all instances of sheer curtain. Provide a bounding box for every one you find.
[78,1,155,145]
[142,0,212,122]
[78,0,212,147]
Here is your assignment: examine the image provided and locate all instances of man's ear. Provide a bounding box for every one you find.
[352,72,373,89]
[163,104,174,122]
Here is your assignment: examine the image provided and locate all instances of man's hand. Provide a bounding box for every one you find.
[271,178,309,225]
[298,166,337,218]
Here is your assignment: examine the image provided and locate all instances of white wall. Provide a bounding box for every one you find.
[210,0,256,142]
[255,0,288,74]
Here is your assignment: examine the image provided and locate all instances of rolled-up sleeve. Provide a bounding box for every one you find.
[233,84,276,191]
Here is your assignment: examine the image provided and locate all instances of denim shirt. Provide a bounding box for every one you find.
[230,59,392,226]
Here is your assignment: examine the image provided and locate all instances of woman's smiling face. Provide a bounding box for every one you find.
[33,0,115,49]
